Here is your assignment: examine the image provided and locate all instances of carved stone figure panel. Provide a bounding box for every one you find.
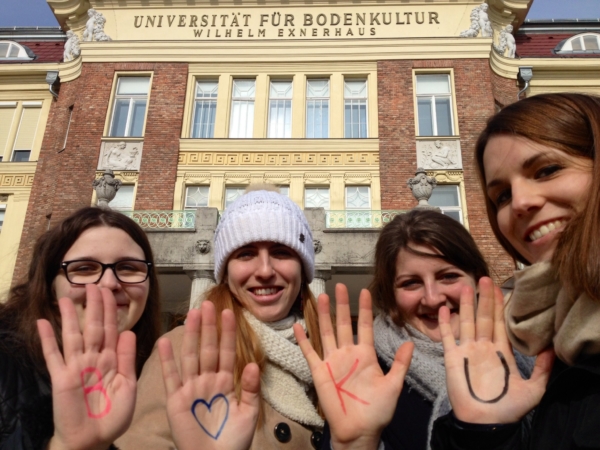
[459,3,492,38]
[416,139,462,170]
[63,30,81,62]
[493,24,516,58]
[82,9,112,42]
[98,141,143,171]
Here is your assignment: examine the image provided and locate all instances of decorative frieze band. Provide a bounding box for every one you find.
[0,174,34,187]
[178,152,378,166]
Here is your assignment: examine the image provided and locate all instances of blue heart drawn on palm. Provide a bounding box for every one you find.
[191,394,229,440]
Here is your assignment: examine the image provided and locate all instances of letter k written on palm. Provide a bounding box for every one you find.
[326,359,370,414]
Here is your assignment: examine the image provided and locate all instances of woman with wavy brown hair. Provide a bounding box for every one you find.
[118,186,324,450]
[0,206,161,450]
[432,93,600,449]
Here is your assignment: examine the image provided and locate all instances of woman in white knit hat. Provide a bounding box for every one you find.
[118,185,324,450]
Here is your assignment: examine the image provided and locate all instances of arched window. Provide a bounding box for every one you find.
[0,41,34,59]
[555,33,600,53]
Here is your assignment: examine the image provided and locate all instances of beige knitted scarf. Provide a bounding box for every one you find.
[505,261,600,365]
[242,310,324,428]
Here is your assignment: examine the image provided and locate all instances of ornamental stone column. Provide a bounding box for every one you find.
[309,268,332,299]
[185,270,216,310]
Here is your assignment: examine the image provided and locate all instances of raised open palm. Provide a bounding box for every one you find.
[38,284,137,450]
[294,284,413,450]
[439,277,554,424]
[158,301,260,450]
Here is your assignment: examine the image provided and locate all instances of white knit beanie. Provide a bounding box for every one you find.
[213,190,315,283]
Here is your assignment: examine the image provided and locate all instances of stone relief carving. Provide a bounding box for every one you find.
[459,3,492,38]
[63,30,81,62]
[82,9,112,42]
[313,240,323,254]
[493,24,516,58]
[407,168,437,207]
[416,140,462,170]
[98,141,143,171]
[93,169,122,209]
[196,239,211,255]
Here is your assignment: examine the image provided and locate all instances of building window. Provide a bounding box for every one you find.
[185,186,209,208]
[229,80,255,138]
[346,186,370,209]
[278,186,290,197]
[192,81,218,138]
[11,150,30,162]
[109,77,150,137]
[0,205,5,232]
[305,188,330,208]
[556,33,600,53]
[268,80,293,138]
[109,185,135,211]
[306,79,330,138]
[429,185,462,223]
[344,79,368,138]
[416,74,454,137]
[225,187,246,208]
[0,41,33,59]
[10,103,42,162]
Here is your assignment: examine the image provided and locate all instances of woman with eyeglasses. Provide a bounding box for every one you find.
[0,206,161,450]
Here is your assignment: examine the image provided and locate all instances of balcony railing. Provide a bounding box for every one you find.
[122,210,195,229]
[325,210,405,229]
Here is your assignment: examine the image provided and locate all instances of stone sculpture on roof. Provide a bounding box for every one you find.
[459,3,492,38]
[82,9,112,42]
[63,30,81,62]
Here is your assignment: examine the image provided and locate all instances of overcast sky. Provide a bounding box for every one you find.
[0,0,598,27]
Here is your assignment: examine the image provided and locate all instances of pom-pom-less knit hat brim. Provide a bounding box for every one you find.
[213,190,315,283]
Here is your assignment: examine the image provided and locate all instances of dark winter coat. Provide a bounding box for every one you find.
[431,354,600,450]
[0,330,54,450]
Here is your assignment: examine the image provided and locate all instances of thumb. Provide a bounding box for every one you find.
[386,342,414,391]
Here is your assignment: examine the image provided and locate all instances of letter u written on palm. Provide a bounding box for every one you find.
[37,285,138,450]
[294,284,414,450]
[439,277,554,425]
[157,301,260,450]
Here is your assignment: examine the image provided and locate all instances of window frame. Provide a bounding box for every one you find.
[304,187,331,209]
[428,184,463,224]
[413,71,458,137]
[267,79,293,139]
[556,33,600,53]
[224,186,247,209]
[343,78,369,139]
[106,74,153,138]
[191,80,219,138]
[108,184,136,211]
[229,79,256,139]
[0,41,34,60]
[0,204,5,232]
[184,185,210,209]
[306,78,330,139]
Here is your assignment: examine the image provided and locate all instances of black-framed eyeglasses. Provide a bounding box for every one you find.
[60,259,152,285]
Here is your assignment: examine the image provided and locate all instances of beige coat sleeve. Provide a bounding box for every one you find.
[115,326,186,450]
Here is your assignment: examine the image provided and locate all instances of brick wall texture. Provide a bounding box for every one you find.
[13,62,188,283]
[377,58,517,282]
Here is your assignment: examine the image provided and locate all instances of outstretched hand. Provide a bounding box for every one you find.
[439,277,554,424]
[294,284,413,450]
[38,284,138,450]
[158,301,260,450]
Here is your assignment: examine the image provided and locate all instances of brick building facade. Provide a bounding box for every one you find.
[1,1,599,317]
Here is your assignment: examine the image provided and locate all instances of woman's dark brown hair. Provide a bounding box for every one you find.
[370,209,489,326]
[0,207,161,376]
[474,93,600,300]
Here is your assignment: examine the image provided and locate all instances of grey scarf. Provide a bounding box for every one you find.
[373,315,450,450]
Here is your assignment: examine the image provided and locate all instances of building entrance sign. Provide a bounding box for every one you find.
[111,6,456,40]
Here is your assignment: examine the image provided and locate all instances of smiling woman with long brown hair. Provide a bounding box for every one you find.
[118,185,324,450]
[432,93,600,449]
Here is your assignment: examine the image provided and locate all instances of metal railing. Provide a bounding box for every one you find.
[122,210,195,229]
[325,210,405,229]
